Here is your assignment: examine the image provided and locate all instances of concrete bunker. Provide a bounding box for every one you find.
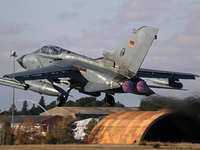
[88,111,200,144]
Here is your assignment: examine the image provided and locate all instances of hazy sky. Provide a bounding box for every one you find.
[0,0,199,110]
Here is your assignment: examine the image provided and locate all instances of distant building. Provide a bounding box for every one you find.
[0,107,138,142]
[40,107,138,119]
[0,115,63,137]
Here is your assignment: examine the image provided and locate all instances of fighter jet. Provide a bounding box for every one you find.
[0,26,198,106]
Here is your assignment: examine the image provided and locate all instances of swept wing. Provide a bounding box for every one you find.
[4,65,78,81]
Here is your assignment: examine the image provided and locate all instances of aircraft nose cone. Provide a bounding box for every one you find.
[17,55,25,68]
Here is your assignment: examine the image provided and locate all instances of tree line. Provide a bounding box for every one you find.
[139,94,200,119]
[1,96,124,115]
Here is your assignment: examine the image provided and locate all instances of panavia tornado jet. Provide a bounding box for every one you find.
[0,26,199,106]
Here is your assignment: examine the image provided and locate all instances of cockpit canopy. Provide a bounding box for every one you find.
[34,45,69,55]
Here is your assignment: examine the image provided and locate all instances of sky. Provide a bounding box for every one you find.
[0,0,199,110]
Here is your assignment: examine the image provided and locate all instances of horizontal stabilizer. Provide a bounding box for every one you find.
[137,68,198,79]
[148,85,187,90]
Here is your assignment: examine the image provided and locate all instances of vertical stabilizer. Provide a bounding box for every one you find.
[104,26,158,78]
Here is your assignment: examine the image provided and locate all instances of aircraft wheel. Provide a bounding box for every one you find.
[56,100,62,107]
[56,95,65,107]
[104,94,115,106]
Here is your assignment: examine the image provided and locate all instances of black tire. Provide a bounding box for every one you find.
[56,100,62,107]
[104,94,115,106]
[56,95,65,107]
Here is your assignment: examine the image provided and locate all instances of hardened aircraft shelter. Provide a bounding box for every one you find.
[88,110,200,143]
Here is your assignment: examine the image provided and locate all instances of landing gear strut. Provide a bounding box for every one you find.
[56,87,72,107]
[104,94,115,106]
[56,95,65,107]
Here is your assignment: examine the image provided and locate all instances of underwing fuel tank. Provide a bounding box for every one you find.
[148,78,183,89]
[122,80,154,96]
[26,80,67,96]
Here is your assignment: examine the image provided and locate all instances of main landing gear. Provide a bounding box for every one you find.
[104,94,115,106]
[56,90,116,107]
[56,87,72,107]
[56,95,66,107]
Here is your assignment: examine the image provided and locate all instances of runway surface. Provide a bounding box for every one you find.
[1,143,200,150]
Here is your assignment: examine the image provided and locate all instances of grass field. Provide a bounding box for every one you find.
[1,143,200,150]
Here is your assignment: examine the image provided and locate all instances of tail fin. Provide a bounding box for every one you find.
[103,26,158,78]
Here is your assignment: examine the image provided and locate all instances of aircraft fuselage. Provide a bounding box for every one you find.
[18,46,126,96]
